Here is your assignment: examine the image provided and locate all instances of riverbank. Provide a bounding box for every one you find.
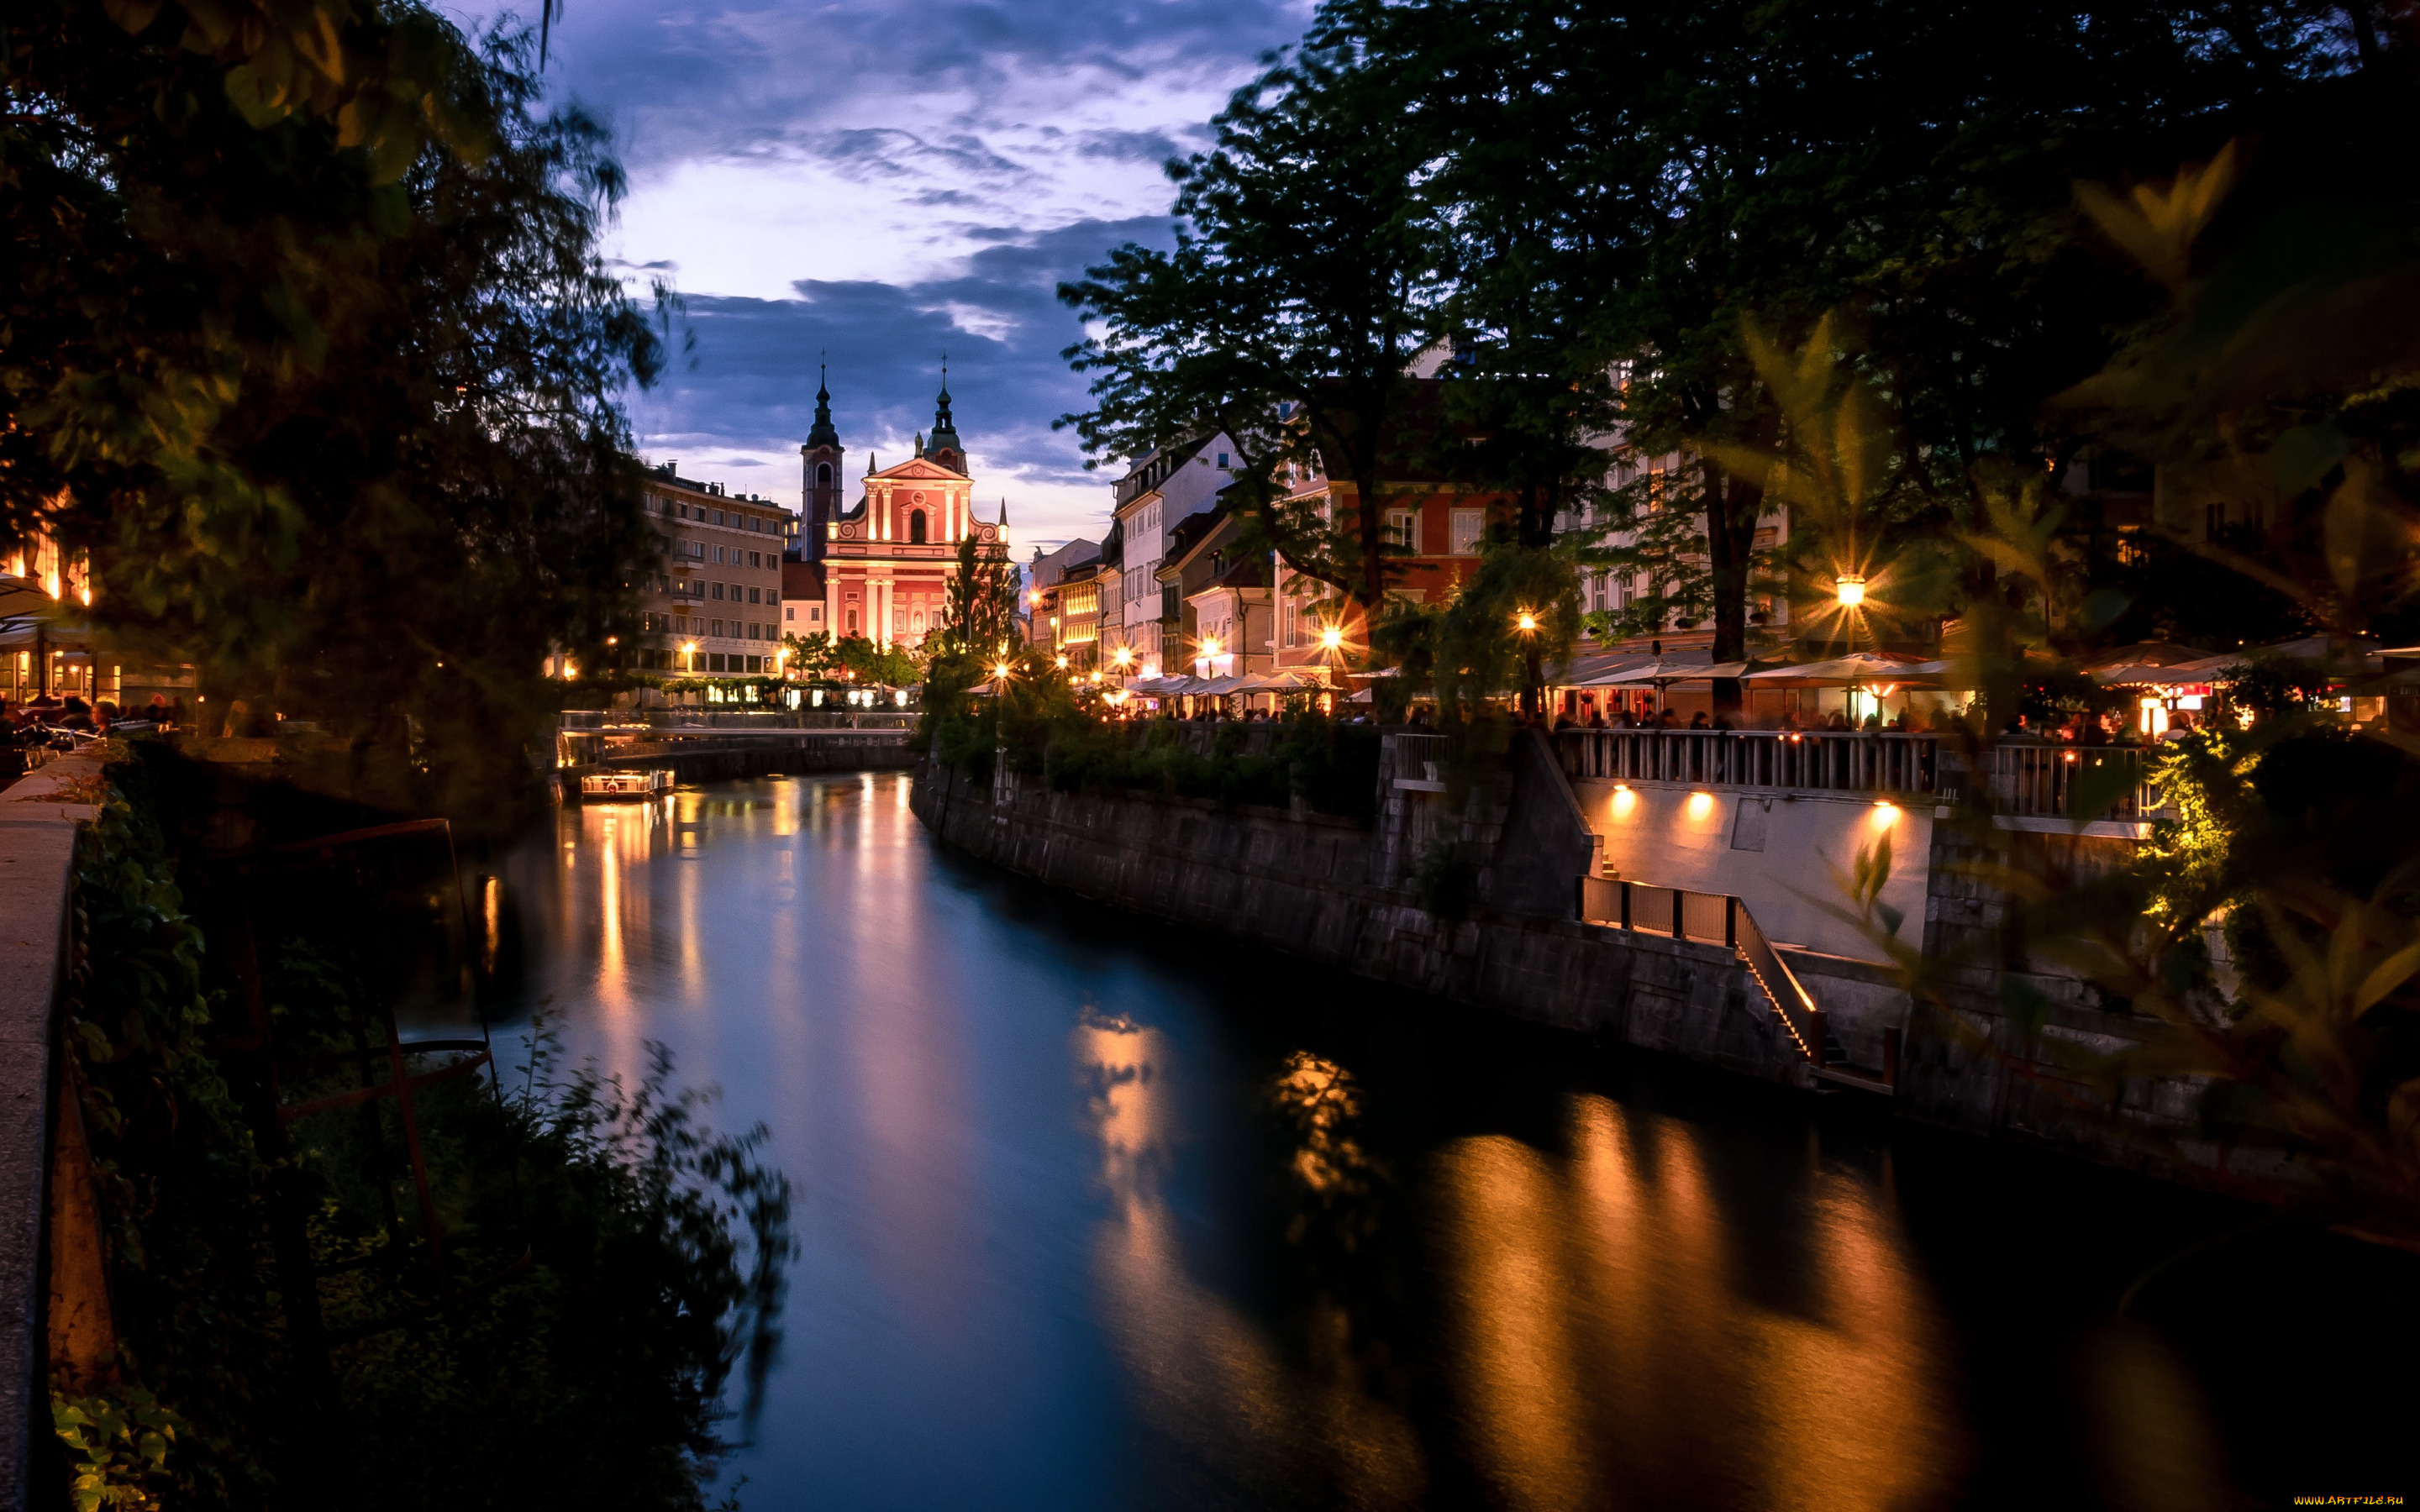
[910,742,2310,1200]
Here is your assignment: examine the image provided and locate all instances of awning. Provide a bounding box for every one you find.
[1595,660,1752,686]
[1744,653,1944,688]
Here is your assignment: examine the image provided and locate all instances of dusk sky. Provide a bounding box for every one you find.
[455,0,1313,554]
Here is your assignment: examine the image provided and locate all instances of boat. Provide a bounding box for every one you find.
[576,768,675,801]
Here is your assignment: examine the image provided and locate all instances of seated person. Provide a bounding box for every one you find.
[1586,710,1606,728]
[1826,710,1851,731]
[1688,711,1711,729]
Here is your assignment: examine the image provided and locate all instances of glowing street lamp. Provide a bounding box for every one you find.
[1201,636,1223,658]
[1113,645,1133,667]
[1055,654,1069,670]
[1834,574,1867,608]
[1320,626,1344,652]
[1516,612,1538,633]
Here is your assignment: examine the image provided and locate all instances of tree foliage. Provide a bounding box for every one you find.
[1055,39,1444,612]
[3,0,666,827]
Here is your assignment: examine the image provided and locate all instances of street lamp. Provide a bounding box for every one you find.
[1055,654,1069,670]
[1834,574,1866,608]
[1320,626,1344,651]
[1113,645,1133,667]
[1516,612,1538,633]
[1202,636,1223,657]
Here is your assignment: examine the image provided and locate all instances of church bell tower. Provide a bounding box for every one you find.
[799,362,844,562]
[926,361,965,475]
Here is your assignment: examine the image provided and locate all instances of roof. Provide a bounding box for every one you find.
[865,455,967,483]
[1113,435,1213,506]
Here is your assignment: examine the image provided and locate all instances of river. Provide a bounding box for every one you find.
[489,770,2415,1510]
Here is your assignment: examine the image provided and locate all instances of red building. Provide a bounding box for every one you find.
[804,371,1008,648]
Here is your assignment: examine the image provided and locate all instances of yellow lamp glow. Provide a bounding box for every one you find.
[1055,654,1069,669]
[1611,785,1637,819]
[1320,627,1344,651]
[1686,790,1715,820]
[993,662,1013,680]
[1113,646,1133,665]
[1517,612,1537,633]
[1834,575,1866,608]
[1202,637,1223,657]
[1870,800,1901,829]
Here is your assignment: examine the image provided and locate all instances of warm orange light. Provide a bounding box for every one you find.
[1870,800,1900,829]
[1834,575,1866,608]
[1611,785,1638,818]
[1113,645,1133,665]
[992,662,1013,680]
[1320,627,1344,651]
[1055,654,1069,669]
[1686,790,1715,820]
[1516,612,1537,633]
[1202,636,1223,657]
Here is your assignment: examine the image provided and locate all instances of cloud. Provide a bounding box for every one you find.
[624,216,1178,551]
[441,0,1311,547]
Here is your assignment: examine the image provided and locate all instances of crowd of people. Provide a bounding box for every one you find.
[0,691,185,768]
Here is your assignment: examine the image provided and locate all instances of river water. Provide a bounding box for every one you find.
[489,771,2414,1511]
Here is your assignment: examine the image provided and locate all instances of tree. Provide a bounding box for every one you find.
[929,528,1023,664]
[1324,0,2361,675]
[1056,37,1445,616]
[781,629,839,680]
[3,0,667,824]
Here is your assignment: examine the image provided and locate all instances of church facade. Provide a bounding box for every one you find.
[800,370,1009,648]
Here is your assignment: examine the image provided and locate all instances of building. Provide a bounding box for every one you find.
[813,371,1010,648]
[1265,407,1512,676]
[1049,559,1115,671]
[635,465,792,675]
[779,557,826,647]
[1157,503,1274,679]
[1023,537,1100,653]
[1108,435,1235,679]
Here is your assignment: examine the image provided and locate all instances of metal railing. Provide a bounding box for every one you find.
[1557,728,2164,820]
[1984,743,2158,821]
[1556,728,1939,796]
[1393,732,1448,789]
[1576,875,1826,1065]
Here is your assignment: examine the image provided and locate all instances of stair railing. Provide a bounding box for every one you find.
[1576,875,1826,1065]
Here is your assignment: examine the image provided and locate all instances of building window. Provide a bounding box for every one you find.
[818,462,832,486]
[1217,452,1229,469]
[711,582,723,601]
[786,606,796,622]
[748,587,761,604]
[909,510,928,544]
[810,606,823,623]
[847,610,858,633]
[747,655,762,672]
[708,653,726,672]
[1451,508,1484,555]
[1386,509,1416,549]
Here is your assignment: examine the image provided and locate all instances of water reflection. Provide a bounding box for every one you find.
[1078,1013,1427,1510]
[483,773,2412,1511]
[1428,1098,1960,1511]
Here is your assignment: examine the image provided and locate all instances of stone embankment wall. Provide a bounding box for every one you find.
[914,732,2302,1197]
[917,738,1834,1089]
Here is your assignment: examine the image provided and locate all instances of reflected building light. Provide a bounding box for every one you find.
[481,875,501,977]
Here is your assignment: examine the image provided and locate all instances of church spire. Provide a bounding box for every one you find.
[927,355,964,470]
[807,357,839,449]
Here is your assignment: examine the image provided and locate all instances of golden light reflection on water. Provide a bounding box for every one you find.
[1429,1095,1963,1512]
[1077,1020,1426,1509]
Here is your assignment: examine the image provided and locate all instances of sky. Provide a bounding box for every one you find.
[451,0,1313,554]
